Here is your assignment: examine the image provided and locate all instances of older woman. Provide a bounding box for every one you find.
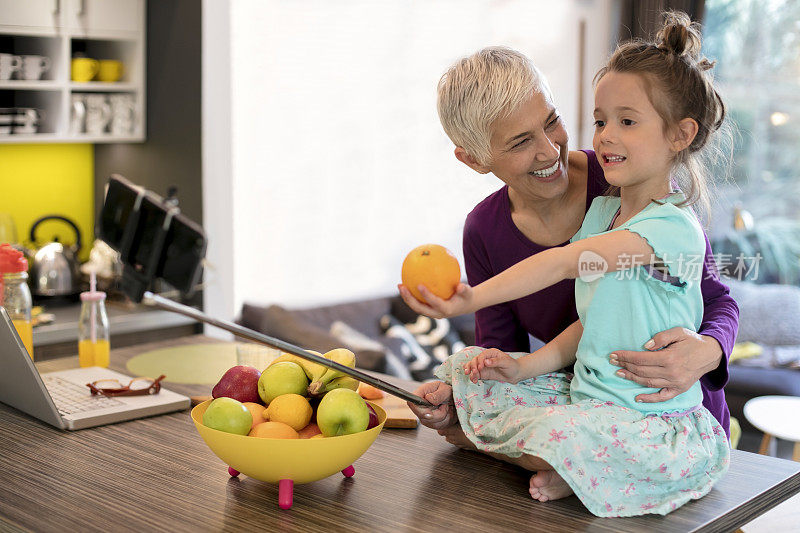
[402,47,738,450]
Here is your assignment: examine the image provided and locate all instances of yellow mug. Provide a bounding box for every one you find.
[97,59,124,82]
[71,57,99,82]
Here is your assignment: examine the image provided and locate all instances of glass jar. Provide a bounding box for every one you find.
[78,291,110,368]
[0,244,33,359]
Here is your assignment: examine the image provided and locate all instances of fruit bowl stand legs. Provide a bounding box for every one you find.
[278,479,294,509]
[226,464,357,510]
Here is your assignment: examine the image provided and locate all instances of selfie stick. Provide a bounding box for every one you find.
[141,291,434,408]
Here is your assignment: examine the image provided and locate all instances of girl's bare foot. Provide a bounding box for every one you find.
[529,470,573,502]
[437,425,478,451]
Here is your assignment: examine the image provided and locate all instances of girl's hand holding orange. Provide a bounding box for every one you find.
[463,348,520,384]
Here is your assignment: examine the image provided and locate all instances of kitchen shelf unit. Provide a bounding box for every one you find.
[0,0,145,144]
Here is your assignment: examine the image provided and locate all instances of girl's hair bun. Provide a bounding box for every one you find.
[656,10,702,60]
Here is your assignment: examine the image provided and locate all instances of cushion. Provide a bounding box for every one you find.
[238,303,387,372]
[727,278,800,347]
[277,298,393,341]
[328,320,388,372]
[379,297,466,381]
[731,344,800,369]
[329,320,410,379]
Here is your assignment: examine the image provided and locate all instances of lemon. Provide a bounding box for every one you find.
[265,393,313,431]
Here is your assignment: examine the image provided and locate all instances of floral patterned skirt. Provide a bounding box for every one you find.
[435,346,731,517]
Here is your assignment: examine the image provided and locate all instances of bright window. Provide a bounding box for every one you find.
[704,0,800,222]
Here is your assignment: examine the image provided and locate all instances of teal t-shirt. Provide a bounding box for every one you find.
[569,194,706,415]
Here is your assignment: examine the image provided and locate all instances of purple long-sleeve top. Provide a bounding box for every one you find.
[462,150,739,437]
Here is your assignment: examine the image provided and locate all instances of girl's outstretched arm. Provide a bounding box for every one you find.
[399,229,655,318]
[464,319,583,383]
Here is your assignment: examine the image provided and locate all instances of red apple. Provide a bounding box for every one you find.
[366,402,379,430]
[212,365,262,403]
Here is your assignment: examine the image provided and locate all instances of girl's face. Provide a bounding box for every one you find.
[485,91,570,200]
[592,71,675,189]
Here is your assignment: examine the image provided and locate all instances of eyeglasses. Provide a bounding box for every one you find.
[86,375,166,397]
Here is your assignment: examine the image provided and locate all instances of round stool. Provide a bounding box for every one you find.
[743,395,800,461]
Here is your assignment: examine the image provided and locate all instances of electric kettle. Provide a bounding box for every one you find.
[28,215,82,297]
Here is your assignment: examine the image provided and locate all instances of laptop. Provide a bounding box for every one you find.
[0,307,190,430]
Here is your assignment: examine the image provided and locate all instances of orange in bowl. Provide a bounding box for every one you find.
[265,393,313,431]
[249,421,299,439]
[401,244,460,304]
[242,401,268,428]
[298,422,322,439]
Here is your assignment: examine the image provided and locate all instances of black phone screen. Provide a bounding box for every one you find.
[98,177,140,251]
[97,175,206,301]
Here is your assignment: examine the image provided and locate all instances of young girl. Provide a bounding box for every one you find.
[402,13,730,517]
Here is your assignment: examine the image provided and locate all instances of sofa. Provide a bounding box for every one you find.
[239,279,800,433]
[239,295,476,383]
[724,279,800,431]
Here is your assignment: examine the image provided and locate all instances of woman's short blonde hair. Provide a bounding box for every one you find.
[437,46,552,166]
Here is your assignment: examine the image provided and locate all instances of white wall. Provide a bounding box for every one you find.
[203,0,618,326]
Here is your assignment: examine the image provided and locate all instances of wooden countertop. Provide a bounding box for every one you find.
[1,335,799,532]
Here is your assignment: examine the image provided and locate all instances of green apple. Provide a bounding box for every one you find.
[316,388,369,437]
[203,397,252,435]
[258,361,309,405]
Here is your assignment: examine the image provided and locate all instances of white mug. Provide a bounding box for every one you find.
[70,94,86,134]
[12,108,41,134]
[109,94,135,135]
[0,108,14,135]
[20,55,50,81]
[0,54,22,81]
[14,107,41,124]
[85,94,111,134]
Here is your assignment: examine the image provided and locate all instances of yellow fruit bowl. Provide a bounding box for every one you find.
[191,399,386,509]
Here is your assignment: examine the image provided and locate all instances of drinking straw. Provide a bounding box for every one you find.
[90,270,96,344]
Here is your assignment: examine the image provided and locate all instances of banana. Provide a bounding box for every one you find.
[295,350,329,383]
[268,350,328,383]
[318,376,359,395]
[307,348,356,396]
[267,353,297,368]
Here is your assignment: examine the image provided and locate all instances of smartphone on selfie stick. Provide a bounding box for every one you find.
[97,175,432,408]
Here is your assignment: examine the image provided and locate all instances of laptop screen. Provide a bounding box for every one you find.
[0,308,65,429]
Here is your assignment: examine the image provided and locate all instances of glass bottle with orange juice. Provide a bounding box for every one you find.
[78,273,110,368]
[0,243,33,358]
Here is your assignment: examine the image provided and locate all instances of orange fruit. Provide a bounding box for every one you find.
[358,382,384,400]
[297,422,322,439]
[242,401,268,428]
[265,393,313,431]
[248,421,300,439]
[401,244,461,304]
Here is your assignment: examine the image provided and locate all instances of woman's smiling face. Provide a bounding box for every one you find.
[484,91,570,200]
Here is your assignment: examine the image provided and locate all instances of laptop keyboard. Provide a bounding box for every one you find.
[43,375,124,416]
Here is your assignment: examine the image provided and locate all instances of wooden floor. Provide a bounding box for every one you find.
[740,492,800,532]
[739,431,800,532]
